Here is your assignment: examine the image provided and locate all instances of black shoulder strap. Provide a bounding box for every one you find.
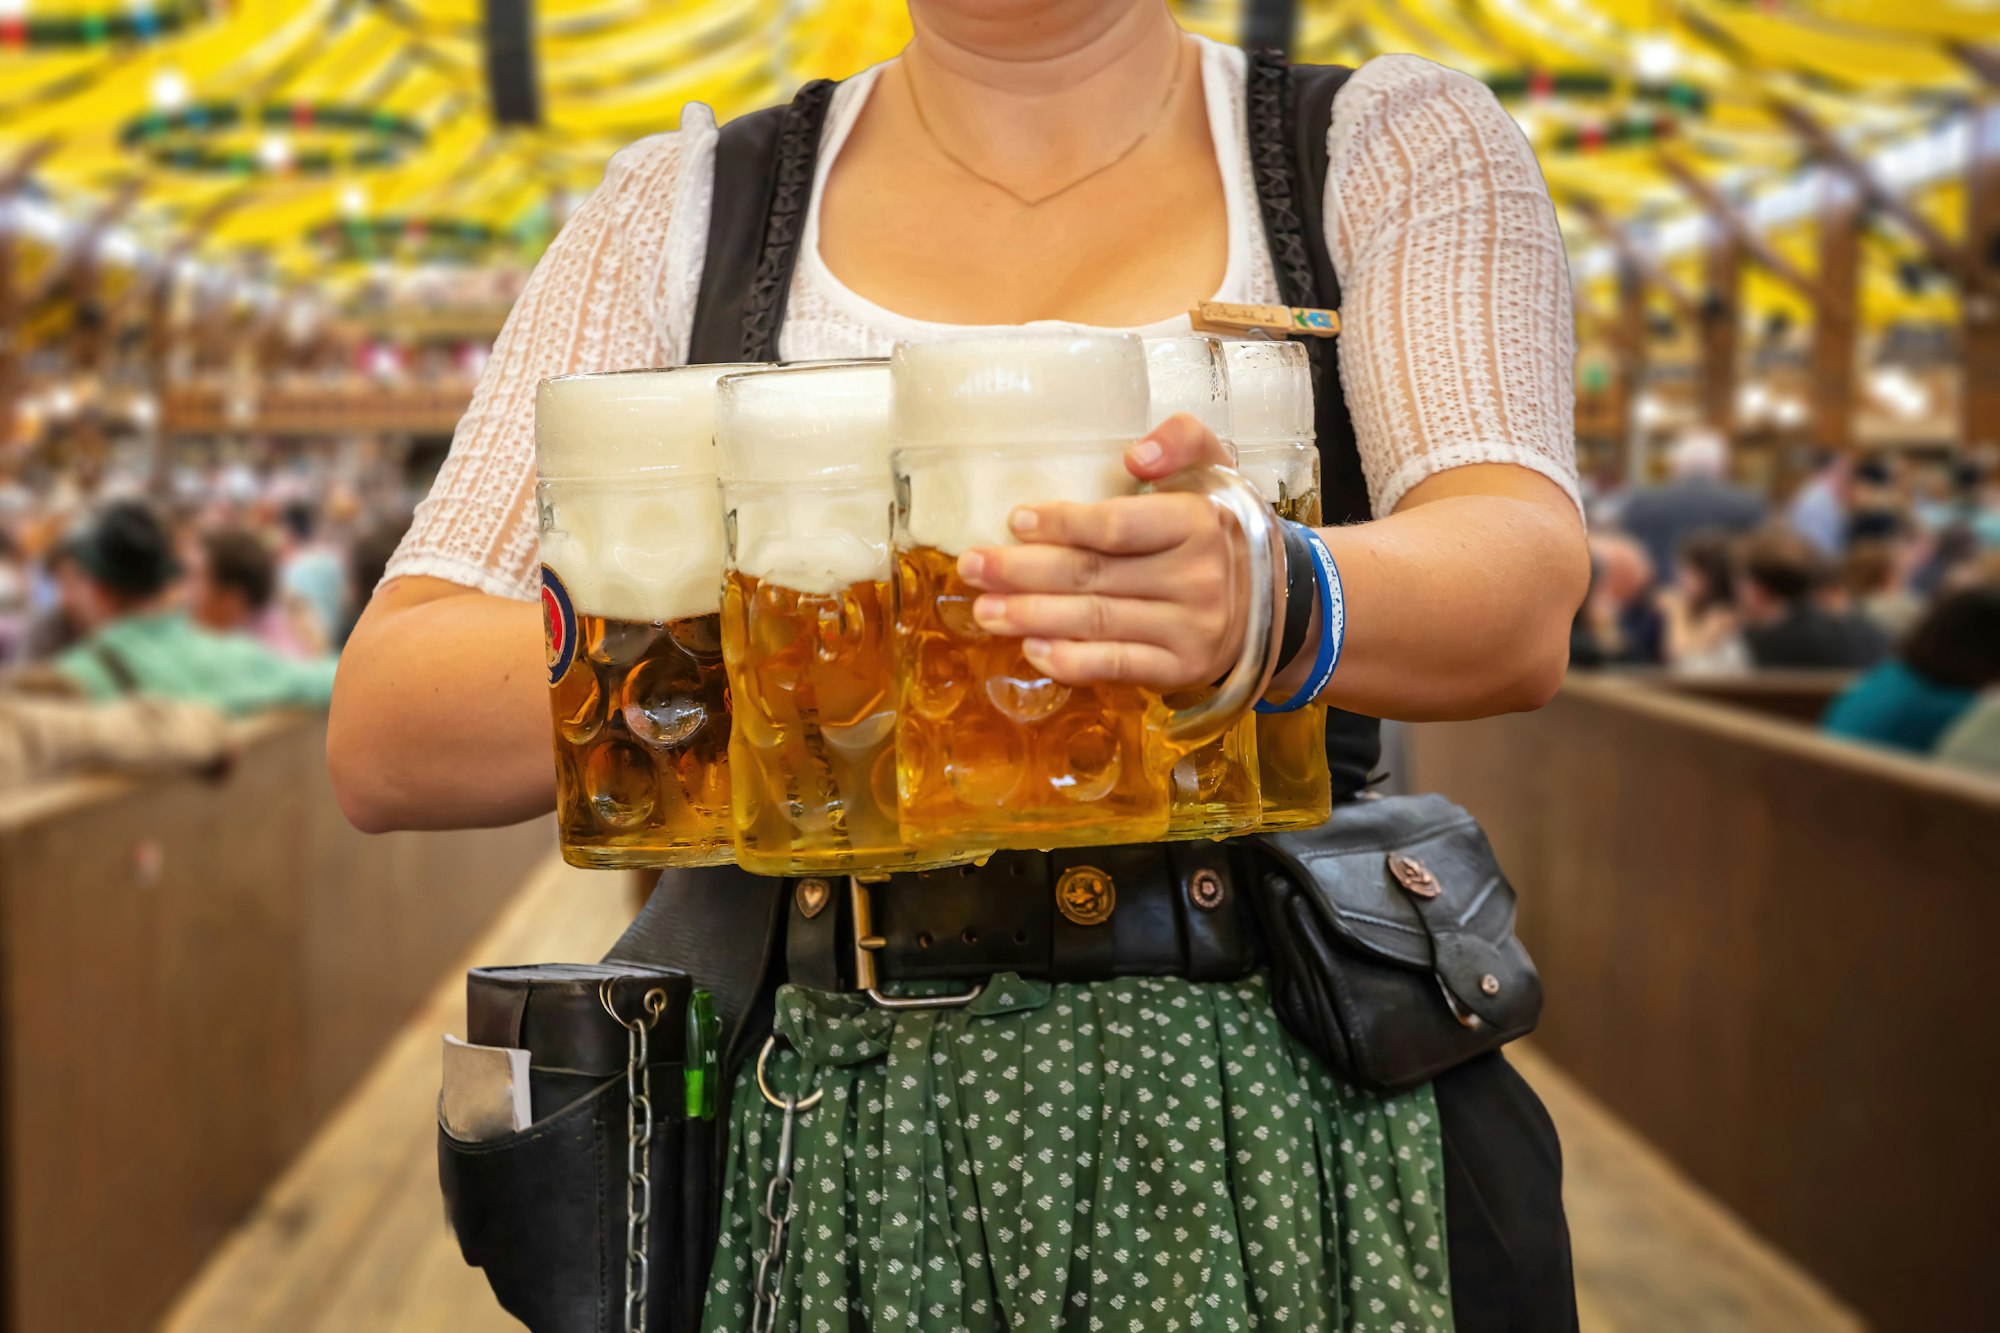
[1244,50,1368,529]
[686,80,839,364]
[1246,50,1383,795]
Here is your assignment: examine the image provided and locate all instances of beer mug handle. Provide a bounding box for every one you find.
[1149,465,1285,748]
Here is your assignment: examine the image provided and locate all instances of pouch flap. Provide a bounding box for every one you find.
[1258,794,1529,1027]
[467,963,691,1077]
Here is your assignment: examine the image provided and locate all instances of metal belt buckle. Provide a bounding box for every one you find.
[848,875,984,1011]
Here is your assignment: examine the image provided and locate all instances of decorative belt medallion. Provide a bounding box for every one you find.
[1056,865,1116,926]
[794,877,831,919]
[1387,853,1440,899]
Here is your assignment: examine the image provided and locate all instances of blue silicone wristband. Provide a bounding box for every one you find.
[1255,525,1343,715]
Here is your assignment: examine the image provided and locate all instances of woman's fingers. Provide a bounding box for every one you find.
[1125,412,1232,480]
[998,490,1214,557]
[969,590,1191,644]
[957,542,1209,599]
[1020,636,1189,688]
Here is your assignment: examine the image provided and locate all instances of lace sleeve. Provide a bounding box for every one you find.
[382,120,716,600]
[1324,56,1580,519]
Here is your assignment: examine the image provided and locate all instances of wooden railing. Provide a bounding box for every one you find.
[0,714,551,1333]
[1408,675,2000,1333]
[161,379,476,437]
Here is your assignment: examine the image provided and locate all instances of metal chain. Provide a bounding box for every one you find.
[750,1037,822,1333]
[603,982,668,1333]
[749,1091,799,1333]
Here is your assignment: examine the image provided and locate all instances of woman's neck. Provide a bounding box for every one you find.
[898,0,1188,183]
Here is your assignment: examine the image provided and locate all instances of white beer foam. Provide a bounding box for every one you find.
[1145,336,1232,440]
[1221,340,1314,445]
[892,332,1148,556]
[717,363,896,594]
[536,365,761,623]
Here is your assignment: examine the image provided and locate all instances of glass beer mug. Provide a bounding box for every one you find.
[536,365,754,869]
[1144,336,1263,839]
[890,331,1282,854]
[1224,340,1334,831]
[716,361,964,876]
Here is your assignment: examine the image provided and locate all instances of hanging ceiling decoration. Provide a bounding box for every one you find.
[0,0,1989,325]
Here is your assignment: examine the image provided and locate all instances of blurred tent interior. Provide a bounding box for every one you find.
[3,1,2000,1332]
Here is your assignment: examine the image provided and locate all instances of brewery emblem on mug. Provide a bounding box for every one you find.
[540,564,578,687]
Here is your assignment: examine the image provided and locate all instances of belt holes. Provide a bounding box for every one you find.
[917,931,933,949]
[958,865,975,878]
[961,927,979,945]
[1009,863,1025,877]
[1013,929,1028,944]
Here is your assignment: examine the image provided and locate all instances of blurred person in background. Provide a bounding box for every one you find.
[0,527,26,664]
[1737,528,1888,670]
[51,501,337,714]
[1823,584,2000,755]
[277,499,349,645]
[1573,532,1664,666]
[1843,455,1906,548]
[1936,688,2000,776]
[336,519,410,649]
[0,688,230,791]
[1619,426,1765,578]
[1787,450,1849,559]
[189,526,330,660]
[19,540,89,662]
[1840,538,1924,641]
[1659,530,1748,673]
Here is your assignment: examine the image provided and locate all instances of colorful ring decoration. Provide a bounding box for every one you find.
[0,1,219,49]
[118,103,428,176]
[1487,71,1709,116]
[1551,114,1681,154]
[310,216,505,263]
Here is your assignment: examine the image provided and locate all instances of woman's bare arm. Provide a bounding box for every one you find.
[327,576,553,832]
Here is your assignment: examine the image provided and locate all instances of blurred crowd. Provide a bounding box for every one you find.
[0,461,410,792]
[1580,431,2000,776]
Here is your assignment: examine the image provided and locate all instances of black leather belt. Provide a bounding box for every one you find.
[781,841,1267,995]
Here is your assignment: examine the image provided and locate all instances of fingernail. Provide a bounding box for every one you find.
[1023,637,1052,664]
[957,551,986,583]
[973,595,1007,629]
[1129,441,1163,467]
[1009,508,1039,536]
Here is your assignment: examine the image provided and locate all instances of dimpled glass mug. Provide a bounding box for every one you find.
[889,330,1283,855]
[715,361,969,876]
[1223,340,1334,831]
[1144,335,1264,840]
[536,364,762,869]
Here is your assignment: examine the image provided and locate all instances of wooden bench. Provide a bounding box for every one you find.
[0,713,551,1333]
[1627,668,1856,726]
[1409,675,2000,1332]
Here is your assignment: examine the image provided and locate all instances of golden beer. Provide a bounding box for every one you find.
[1147,336,1261,839]
[537,365,760,869]
[549,609,731,866]
[1226,340,1333,831]
[890,332,1278,854]
[894,541,1174,849]
[715,362,957,875]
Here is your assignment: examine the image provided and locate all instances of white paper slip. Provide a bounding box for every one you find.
[440,1034,533,1141]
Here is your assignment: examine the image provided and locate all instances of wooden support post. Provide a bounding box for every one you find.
[1658,153,1825,305]
[1615,256,1649,473]
[0,141,57,458]
[1700,221,1742,437]
[1969,94,2000,452]
[1567,193,1702,327]
[1809,174,1861,452]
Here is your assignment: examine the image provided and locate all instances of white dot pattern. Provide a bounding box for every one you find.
[703,974,1452,1333]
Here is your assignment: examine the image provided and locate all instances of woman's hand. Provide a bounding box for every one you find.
[955,414,1246,689]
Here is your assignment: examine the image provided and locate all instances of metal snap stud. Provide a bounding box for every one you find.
[1480,974,1501,996]
[1189,867,1226,911]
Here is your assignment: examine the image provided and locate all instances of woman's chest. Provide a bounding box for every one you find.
[813,138,1232,330]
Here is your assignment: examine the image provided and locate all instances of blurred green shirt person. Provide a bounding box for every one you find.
[49,501,337,716]
[55,611,337,714]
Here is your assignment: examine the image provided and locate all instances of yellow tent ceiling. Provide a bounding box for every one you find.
[1,0,1993,314]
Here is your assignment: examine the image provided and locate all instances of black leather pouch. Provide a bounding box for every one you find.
[1249,793,1542,1092]
[438,963,711,1333]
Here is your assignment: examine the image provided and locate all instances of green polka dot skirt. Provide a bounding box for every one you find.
[700,972,1454,1332]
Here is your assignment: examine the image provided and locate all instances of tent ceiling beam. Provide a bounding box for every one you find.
[1966,96,2000,451]
[1950,42,2000,89]
[1565,193,1700,326]
[1658,151,1826,307]
[1770,99,1989,297]
[26,177,143,311]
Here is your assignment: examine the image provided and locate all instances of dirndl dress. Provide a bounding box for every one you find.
[700,971,1454,1333]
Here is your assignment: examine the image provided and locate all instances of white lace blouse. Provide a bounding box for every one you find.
[385,39,1579,602]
